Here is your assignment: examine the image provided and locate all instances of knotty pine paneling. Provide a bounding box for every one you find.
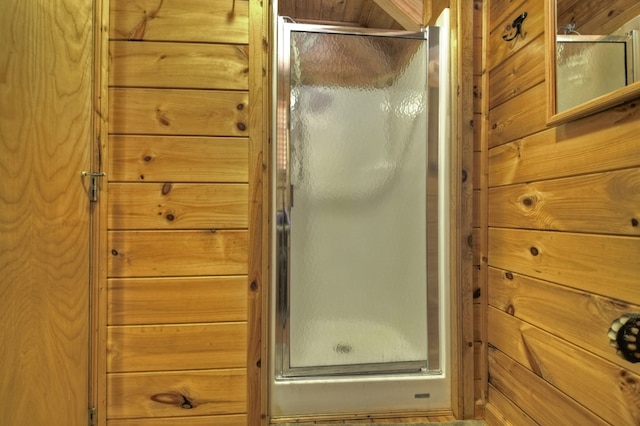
[488,34,544,109]
[489,100,640,186]
[107,369,246,419]
[108,230,248,278]
[486,0,543,72]
[107,323,247,372]
[488,348,607,425]
[110,41,249,90]
[108,183,248,230]
[557,0,640,36]
[107,414,247,426]
[483,0,640,424]
[110,0,249,43]
[487,82,547,148]
[488,267,640,375]
[109,136,248,183]
[107,277,247,326]
[109,88,249,136]
[488,228,640,302]
[488,168,640,235]
[489,308,640,425]
[485,387,536,426]
[105,0,257,423]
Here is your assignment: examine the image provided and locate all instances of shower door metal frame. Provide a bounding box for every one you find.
[274,20,441,380]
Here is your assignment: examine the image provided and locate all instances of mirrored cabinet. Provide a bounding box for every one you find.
[546,0,640,124]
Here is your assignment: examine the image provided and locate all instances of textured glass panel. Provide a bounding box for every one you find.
[557,40,628,112]
[288,32,428,368]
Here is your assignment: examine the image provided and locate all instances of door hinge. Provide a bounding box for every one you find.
[82,171,106,202]
[88,406,97,426]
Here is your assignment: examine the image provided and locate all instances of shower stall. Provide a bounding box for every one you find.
[271,10,451,418]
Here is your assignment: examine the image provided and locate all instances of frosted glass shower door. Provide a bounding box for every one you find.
[276,24,439,378]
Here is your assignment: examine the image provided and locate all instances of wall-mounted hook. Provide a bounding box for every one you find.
[502,12,528,42]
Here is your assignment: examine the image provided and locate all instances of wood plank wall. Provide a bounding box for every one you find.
[471,0,486,420]
[105,1,254,424]
[481,1,640,424]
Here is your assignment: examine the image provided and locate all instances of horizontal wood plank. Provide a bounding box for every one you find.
[108,276,247,325]
[488,228,640,303]
[485,387,537,426]
[107,323,246,372]
[108,230,248,278]
[110,0,249,43]
[489,34,544,109]
[109,41,249,90]
[109,136,248,183]
[109,88,248,136]
[488,347,607,425]
[488,168,640,236]
[487,82,546,148]
[488,100,640,186]
[108,183,248,230]
[488,308,640,425]
[487,0,543,72]
[487,267,640,375]
[107,369,246,419]
[107,414,247,426]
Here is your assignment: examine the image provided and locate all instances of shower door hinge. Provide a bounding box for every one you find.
[82,171,106,202]
[88,406,97,426]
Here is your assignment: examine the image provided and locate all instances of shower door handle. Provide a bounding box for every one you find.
[277,206,290,328]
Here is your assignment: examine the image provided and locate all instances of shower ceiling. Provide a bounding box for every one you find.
[278,0,408,29]
[278,1,429,87]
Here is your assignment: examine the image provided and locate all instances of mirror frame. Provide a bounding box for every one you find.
[546,0,640,125]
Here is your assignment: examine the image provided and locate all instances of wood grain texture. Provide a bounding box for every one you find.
[487,267,640,375]
[108,230,248,277]
[487,0,543,72]
[107,323,247,372]
[110,41,249,90]
[489,34,545,109]
[107,414,247,426]
[488,228,640,303]
[108,183,248,229]
[489,308,640,425]
[488,168,640,235]
[485,387,536,426]
[487,82,547,148]
[489,104,640,186]
[108,276,248,325]
[107,369,246,418]
[109,88,249,136]
[110,0,249,43]
[0,0,93,424]
[557,0,640,36]
[488,347,607,425]
[109,135,248,183]
[247,0,268,423]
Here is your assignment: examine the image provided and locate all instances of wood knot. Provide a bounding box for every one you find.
[161,182,172,195]
[166,213,175,222]
[237,122,246,131]
[250,280,259,292]
[530,247,539,256]
[506,304,515,315]
[632,218,639,227]
[522,197,533,207]
[143,155,153,162]
[505,271,514,280]
[150,392,195,409]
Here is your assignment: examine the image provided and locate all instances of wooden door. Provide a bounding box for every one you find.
[0,1,94,425]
